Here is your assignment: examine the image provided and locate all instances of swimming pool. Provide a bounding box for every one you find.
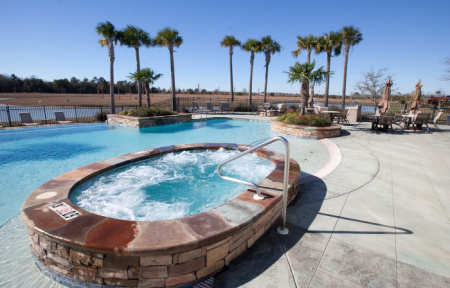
[0,118,328,287]
[0,118,327,226]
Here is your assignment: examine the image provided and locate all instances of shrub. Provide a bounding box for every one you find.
[120,107,177,117]
[96,111,108,122]
[232,103,252,112]
[277,112,331,127]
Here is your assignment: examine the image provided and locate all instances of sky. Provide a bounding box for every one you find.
[1,0,449,96]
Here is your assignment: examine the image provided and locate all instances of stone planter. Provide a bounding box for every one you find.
[107,114,192,128]
[270,120,341,139]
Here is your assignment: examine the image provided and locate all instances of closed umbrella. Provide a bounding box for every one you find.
[410,80,422,113]
[378,78,392,114]
[308,84,314,108]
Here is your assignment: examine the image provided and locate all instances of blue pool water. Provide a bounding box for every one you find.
[71,149,275,221]
[0,118,328,287]
[0,118,326,226]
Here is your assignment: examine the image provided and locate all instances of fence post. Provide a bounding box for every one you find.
[74,106,78,122]
[6,105,12,127]
[43,106,47,120]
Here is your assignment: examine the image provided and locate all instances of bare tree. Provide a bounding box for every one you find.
[441,58,450,81]
[355,68,395,113]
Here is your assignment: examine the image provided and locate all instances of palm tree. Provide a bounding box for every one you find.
[118,25,152,107]
[292,34,317,64]
[315,31,342,107]
[241,39,261,105]
[154,27,183,111]
[96,21,119,114]
[341,26,363,108]
[286,61,329,115]
[220,35,241,102]
[293,35,318,103]
[129,68,162,107]
[261,36,281,103]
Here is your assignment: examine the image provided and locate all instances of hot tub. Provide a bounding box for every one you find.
[21,143,300,287]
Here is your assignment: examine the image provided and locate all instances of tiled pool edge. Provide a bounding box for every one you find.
[107,114,192,128]
[22,143,300,287]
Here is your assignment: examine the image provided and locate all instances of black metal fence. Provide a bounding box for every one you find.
[0,105,138,127]
[1,98,448,127]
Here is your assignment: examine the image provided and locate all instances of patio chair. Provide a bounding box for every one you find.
[376,113,394,133]
[335,109,350,125]
[412,113,430,133]
[220,102,232,113]
[192,101,200,113]
[54,111,73,124]
[205,101,215,114]
[432,111,443,131]
[19,112,39,127]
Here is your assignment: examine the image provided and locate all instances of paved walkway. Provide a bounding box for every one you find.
[212,117,450,287]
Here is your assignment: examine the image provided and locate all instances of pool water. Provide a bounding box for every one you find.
[0,118,328,287]
[0,118,327,226]
[71,149,275,221]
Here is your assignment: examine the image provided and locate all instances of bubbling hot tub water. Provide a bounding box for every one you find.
[70,148,275,221]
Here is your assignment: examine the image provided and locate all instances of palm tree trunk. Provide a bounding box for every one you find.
[146,83,150,107]
[109,43,116,114]
[229,47,234,102]
[249,52,254,105]
[169,47,176,111]
[264,53,270,103]
[324,52,331,107]
[135,47,142,107]
[300,80,308,115]
[341,48,349,108]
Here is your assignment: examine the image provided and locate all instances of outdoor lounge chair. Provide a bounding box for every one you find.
[220,102,232,113]
[335,109,350,125]
[192,102,201,113]
[375,113,394,133]
[432,111,443,131]
[205,101,215,114]
[19,112,39,127]
[412,113,430,133]
[54,111,73,124]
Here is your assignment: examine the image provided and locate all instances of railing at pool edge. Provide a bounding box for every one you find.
[217,136,291,235]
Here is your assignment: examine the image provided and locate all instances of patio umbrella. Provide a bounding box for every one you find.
[378,78,393,114]
[410,80,422,113]
[308,84,314,108]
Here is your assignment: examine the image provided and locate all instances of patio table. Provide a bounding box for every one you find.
[321,110,340,121]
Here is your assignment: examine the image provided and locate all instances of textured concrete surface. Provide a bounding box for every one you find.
[215,119,450,288]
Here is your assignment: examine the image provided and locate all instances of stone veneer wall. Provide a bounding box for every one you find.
[107,114,192,128]
[22,144,300,287]
[270,120,341,139]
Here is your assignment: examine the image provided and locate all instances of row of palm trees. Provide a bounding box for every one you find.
[292,26,363,108]
[221,36,281,104]
[96,21,181,113]
[222,26,363,113]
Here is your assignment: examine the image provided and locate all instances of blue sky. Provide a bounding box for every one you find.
[1,0,449,96]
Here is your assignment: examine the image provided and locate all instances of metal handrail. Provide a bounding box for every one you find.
[192,107,207,121]
[217,136,291,235]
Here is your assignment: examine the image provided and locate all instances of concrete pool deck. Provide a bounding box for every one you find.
[207,113,450,287]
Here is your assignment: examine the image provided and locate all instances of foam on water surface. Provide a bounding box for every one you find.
[71,148,274,221]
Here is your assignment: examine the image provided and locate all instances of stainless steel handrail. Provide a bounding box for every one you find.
[192,107,206,121]
[217,136,291,235]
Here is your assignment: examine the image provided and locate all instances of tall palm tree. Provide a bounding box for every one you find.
[154,27,183,111]
[261,36,281,103]
[220,35,241,102]
[292,34,317,64]
[315,31,342,107]
[241,39,261,105]
[118,25,152,107]
[293,35,318,103]
[129,68,162,107]
[96,21,119,114]
[341,26,363,108]
[286,61,329,115]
